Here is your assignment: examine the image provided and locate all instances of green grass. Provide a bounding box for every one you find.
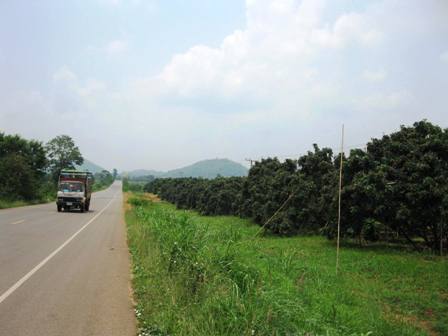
[0,197,55,209]
[0,199,30,209]
[92,180,114,192]
[125,195,448,336]
[0,181,113,210]
[122,180,146,193]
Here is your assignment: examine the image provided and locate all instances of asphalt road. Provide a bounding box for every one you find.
[0,181,136,336]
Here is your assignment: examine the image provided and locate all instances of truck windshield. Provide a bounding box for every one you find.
[59,182,84,192]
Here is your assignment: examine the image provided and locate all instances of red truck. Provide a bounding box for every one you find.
[56,170,94,212]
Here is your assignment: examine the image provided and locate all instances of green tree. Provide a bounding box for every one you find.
[45,135,83,182]
[94,169,114,187]
[340,120,448,251]
[143,120,448,253]
[0,133,47,200]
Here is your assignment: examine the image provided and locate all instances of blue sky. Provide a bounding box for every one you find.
[1,0,448,171]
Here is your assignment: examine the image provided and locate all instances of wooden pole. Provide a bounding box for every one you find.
[245,158,254,167]
[336,124,344,275]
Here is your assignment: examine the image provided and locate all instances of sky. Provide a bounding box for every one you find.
[1,0,448,171]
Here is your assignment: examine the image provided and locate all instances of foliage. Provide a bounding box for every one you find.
[93,169,115,191]
[126,196,448,336]
[145,121,448,252]
[0,132,91,206]
[145,177,244,216]
[0,133,47,200]
[45,135,84,182]
[340,121,448,252]
[122,177,145,192]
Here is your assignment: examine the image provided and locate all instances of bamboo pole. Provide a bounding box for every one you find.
[336,124,344,275]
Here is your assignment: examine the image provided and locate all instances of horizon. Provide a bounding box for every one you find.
[1,0,447,171]
[118,157,250,173]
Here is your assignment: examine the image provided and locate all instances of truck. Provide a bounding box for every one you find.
[56,170,94,212]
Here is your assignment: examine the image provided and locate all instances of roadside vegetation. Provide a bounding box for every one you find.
[0,132,115,209]
[125,194,448,336]
[92,169,116,192]
[122,177,146,193]
[145,120,448,254]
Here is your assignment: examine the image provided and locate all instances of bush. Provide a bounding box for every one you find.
[144,120,448,252]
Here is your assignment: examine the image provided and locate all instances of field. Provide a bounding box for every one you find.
[125,193,448,336]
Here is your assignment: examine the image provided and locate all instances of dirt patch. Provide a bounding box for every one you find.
[123,192,132,212]
[383,304,438,336]
[123,192,160,211]
[141,193,161,203]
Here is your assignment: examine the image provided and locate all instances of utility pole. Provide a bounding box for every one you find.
[336,124,344,275]
[245,158,255,167]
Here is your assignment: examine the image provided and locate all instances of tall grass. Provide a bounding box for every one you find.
[0,199,29,209]
[126,196,448,336]
[122,178,145,193]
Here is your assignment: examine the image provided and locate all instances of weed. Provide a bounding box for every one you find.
[126,195,448,336]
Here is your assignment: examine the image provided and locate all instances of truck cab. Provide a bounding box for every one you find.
[56,170,94,212]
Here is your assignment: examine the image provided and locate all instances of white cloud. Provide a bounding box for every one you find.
[155,0,383,110]
[362,69,387,82]
[106,39,128,54]
[52,66,107,101]
[353,90,413,110]
[53,66,77,82]
[77,79,107,97]
[100,0,120,6]
[98,0,157,11]
[440,50,448,63]
[6,0,447,171]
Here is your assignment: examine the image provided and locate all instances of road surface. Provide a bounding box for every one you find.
[0,181,136,336]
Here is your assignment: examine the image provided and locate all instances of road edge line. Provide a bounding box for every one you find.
[0,193,118,305]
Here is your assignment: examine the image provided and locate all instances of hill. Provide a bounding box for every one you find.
[162,159,247,178]
[126,169,163,179]
[127,159,248,179]
[76,159,108,174]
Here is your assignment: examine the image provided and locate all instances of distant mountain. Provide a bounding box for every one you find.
[163,159,248,178]
[76,159,108,174]
[127,159,248,179]
[126,169,162,178]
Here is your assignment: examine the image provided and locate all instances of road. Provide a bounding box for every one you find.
[0,181,136,336]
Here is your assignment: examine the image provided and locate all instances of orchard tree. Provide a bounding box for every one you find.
[340,120,448,251]
[45,135,83,182]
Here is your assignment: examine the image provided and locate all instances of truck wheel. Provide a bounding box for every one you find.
[57,205,62,212]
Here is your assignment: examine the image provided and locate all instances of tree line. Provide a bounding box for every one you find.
[145,120,448,253]
[0,133,115,204]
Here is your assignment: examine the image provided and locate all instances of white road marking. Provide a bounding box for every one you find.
[0,194,118,305]
[10,220,25,225]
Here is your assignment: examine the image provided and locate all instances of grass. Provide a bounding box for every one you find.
[0,199,30,209]
[0,196,55,209]
[122,180,146,193]
[92,180,115,192]
[125,193,448,336]
[0,181,113,210]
